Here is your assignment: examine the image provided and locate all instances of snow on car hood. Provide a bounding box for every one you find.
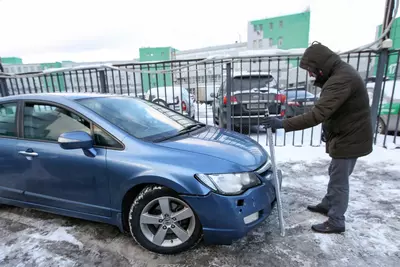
[157,126,268,170]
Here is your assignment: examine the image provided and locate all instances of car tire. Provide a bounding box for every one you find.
[128,185,203,255]
[153,99,168,107]
[234,125,251,134]
[377,117,387,134]
[218,110,227,129]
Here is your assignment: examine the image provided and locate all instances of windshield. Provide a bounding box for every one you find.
[77,96,198,141]
[232,76,276,91]
[283,90,315,99]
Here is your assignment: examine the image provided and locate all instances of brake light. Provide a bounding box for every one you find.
[275,94,286,103]
[182,101,187,111]
[223,95,238,105]
[280,109,285,117]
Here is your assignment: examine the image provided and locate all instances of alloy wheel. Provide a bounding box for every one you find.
[139,196,196,247]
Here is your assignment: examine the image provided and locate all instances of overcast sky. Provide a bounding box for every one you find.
[0,0,389,64]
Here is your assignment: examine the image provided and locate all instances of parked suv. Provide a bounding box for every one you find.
[211,72,286,132]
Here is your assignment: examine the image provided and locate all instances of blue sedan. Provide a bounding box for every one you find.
[0,93,282,254]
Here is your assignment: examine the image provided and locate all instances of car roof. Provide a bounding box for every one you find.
[0,92,128,102]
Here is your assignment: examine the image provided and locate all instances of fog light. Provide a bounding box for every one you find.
[244,211,259,224]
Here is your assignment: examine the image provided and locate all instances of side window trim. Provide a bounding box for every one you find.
[91,122,124,150]
[20,100,125,150]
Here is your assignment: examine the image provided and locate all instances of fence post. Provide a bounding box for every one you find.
[370,49,388,140]
[99,70,107,93]
[0,58,9,97]
[226,62,232,131]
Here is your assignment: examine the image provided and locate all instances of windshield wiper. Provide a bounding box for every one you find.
[177,123,206,134]
[154,123,206,142]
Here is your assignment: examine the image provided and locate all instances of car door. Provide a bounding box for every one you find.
[15,100,114,217]
[0,101,25,202]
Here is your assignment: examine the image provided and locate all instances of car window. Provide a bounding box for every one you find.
[23,103,91,141]
[0,102,17,137]
[77,96,197,142]
[22,102,122,148]
[93,125,123,149]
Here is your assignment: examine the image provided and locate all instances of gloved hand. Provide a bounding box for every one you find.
[262,117,284,129]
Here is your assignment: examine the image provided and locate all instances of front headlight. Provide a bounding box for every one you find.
[195,172,261,195]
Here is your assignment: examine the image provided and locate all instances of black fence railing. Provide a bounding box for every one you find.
[1,50,399,148]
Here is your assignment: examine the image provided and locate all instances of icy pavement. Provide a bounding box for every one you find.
[0,145,399,267]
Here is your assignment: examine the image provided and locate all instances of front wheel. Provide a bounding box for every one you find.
[129,185,203,254]
[377,117,387,134]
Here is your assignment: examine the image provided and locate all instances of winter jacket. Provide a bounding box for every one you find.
[282,43,373,159]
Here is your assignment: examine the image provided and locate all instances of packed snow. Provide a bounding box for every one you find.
[0,102,399,267]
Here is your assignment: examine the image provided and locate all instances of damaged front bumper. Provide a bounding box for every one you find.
[181,169,283,245]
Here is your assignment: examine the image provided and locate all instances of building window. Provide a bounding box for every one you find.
[253,24,258,32]
[269,22,273,31]
[258,39,263,48]
[259,24,263,31]
[279,20,283,28]
[253,40,257,48]
[269,38,273,47]
[278,37,283,47]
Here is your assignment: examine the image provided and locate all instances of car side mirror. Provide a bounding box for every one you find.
[210,92,215,98]
[58,131,97,157]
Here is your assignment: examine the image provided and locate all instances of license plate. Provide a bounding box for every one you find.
[304,101,315,106]
[248,103,266,109]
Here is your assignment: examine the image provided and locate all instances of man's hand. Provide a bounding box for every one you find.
[262,117,284,129]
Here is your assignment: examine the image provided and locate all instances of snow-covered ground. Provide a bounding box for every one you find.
[0,143,399,266]
[0,103,399,266]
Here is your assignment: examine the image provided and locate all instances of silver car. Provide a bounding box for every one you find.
[145,86,196,119]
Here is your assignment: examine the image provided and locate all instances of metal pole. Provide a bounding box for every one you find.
[265,109,285,237]
[99,70,107,93]
[226,62,232,131]
[371,0,395,135]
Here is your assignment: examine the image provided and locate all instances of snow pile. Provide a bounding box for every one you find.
[29,227,84,249]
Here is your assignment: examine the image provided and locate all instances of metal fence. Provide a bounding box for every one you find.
[0,49,399,148]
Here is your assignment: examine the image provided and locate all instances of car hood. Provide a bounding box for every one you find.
[156,126,268,170]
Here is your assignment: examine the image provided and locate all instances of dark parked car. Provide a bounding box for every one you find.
[211,72,287,132]
[0,93,282,255]
[280,87,318,118]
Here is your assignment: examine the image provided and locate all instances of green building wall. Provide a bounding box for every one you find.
[374,18,400,80]
[250,10,310,50]
[139,47,177,92]
[1,57,23,64]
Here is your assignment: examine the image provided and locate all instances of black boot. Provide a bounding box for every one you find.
[307,204,328,216]
[311,221,345,234]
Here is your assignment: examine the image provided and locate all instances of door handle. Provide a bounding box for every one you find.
[18,151,39,157]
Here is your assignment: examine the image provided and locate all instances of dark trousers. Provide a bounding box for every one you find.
[320,158,358,228]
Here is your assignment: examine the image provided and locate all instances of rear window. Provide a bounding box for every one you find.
[232,75,276,91]
[284,90,315,99]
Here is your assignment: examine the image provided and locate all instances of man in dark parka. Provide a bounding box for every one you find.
[263,42,373,233]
